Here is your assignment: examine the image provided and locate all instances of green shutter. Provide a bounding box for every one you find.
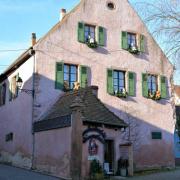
[142,73,148,97]
[107,69,113,95]
[9,82,12,101]
[55,62,64,90]
[80,66,88,88]
[78,22,85,43]
[160,76,167,98]
[15,73,19,97]
[152,132,162,139]
[140,34,145,52]
[98,26,105,46]
[128,72,135,96]
[121,31,128,50]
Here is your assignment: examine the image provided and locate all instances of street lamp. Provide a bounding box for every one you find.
[16,77,34,97]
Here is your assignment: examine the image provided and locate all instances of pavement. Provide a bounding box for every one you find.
[1,164,180,180]
[113,168,180,180]
[0,164,60,180]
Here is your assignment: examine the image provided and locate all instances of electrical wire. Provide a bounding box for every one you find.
[0,49,27,52]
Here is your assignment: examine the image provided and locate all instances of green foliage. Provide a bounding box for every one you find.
[116,158,129,176]
[89,160,104,180]
[86,40,98,48]
[118,158,129,168]
[115,90,128,98]
[128,47,139,54]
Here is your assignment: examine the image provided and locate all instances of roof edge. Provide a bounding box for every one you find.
[0,47,34,82]
[35,0,84,46]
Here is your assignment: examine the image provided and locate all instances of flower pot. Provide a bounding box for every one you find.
[120,168,127,177]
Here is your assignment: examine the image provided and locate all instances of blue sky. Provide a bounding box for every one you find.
[0,0,179,85]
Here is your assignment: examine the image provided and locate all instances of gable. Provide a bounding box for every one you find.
[34,0,173,76]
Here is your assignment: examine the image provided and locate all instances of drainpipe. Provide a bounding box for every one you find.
[31,52,36,169]
[30,33,36,169]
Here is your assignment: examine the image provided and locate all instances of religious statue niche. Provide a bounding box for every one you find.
[88,138,98,156]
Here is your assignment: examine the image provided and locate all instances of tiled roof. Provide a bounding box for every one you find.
[34,115,71,132]
[42,86,127,128]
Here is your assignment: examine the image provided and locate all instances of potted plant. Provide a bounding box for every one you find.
[117,158,129,177]
[89,160,104,180]
[128,44,139,54]
[86,36,98,48]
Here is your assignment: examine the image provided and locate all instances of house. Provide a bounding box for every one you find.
[174,85,180,165]
[0,0,175,179]
[174,85,180,106]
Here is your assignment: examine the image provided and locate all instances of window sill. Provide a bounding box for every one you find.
[128,48,139,54]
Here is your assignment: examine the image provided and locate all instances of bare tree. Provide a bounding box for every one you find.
[120,107,141,150]
[132,0,180,64]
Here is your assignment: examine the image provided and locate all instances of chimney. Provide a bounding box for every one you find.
[31,33,36,46]
[60,8,66,21]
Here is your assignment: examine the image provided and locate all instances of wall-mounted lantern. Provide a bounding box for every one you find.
[16,77,34,97]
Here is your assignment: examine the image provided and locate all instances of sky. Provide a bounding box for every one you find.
[0,0,179,85]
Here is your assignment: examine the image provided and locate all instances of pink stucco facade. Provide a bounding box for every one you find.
[0,0,175,178]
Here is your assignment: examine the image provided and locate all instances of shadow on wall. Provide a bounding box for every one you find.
[1,71,175,174]
[105,102,175,170]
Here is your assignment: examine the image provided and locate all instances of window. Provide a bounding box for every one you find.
[55,62,88,90]
[151,132,162,140]
[148,75,158,94]
[107,2,115,10]
[5,132,13,142]
[64,64,78,90]
[0,83,6,106]
[113,70,125,93]
[84,25,95,43]
[9,75,18,101]
[78,22,105,46]
[127,33,137,48]
[107,69,135,97]
[122,31,145,53]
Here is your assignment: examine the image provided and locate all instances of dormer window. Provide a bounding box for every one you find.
[84,25,95,43]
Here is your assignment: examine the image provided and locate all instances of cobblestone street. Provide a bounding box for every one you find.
[113,169,180,180]
[128,168,180,180]
[0,164,60,180]
[1,164,180,180]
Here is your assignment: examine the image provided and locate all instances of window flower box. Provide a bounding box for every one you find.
[86,36,98,48]
[148,90,161,100]
[115,88,128,98]
[128,44,139,54]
